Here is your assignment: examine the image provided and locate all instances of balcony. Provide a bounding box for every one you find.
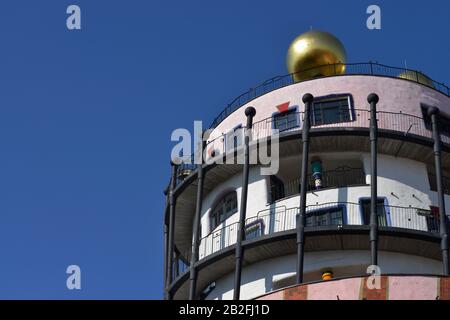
[275,167,366,202]
[168,200,446,298]
[171,201,444,265]
[175,109,450,187]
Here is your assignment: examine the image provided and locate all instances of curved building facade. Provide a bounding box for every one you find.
[163,38,450,300]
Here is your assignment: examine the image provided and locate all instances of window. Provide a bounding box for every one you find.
[225,125,243,152]
[312,95,352,126]
[359,198,388,227]
[269,175,285,203]
[421,104,450,138]
[245,220,264,240]
[273,108,300,132]
[304,206,345,227]
[210,192,238,230]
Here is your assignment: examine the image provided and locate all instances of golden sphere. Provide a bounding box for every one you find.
[398,70,435,88]
[286,30,347,82]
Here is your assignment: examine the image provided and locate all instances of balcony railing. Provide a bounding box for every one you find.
[172,201,446,282]
[281,167,366,200]
[209,62,450,129]
[175,109,450,185]
[190,202,445,262]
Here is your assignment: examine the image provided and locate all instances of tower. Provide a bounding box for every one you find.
[164,30,450,300]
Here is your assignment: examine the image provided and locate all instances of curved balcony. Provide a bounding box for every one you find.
[196,201,442,261]
[169,200,446,299]
[175,109,450,186]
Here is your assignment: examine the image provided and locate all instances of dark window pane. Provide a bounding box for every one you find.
[211,192,238,230]
[304,207,344,227]
[312,96,352,126]
[274,109,299,132]
[245,224,261,240]
[269,176,285,203]
[360,199,388,226]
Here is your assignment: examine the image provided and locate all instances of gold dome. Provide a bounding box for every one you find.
[286,30,347,82]
[398,70,435,88]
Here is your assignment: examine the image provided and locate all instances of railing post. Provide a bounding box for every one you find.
[370,61,374,75]
[189,141,206,300]
[165,161,178,300]
[233,106,256,300]
[368,93,379,267]
[428,106,450,275]
[296,93,313,284]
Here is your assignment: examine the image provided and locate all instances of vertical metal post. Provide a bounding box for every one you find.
[296,93,313,284]
[429,107,449,275]
[163,223,168,292]
[189,142,206,300]
[165,162,178,300]
[233,106,256,300]
[368,93,379,267]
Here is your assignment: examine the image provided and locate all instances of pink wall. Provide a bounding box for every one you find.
[256,275,450,300]
[208,75,450,139]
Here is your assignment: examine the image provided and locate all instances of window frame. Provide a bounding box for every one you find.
[245,219,265,240]
[421,104,450,138]
[358,197,391,227]
[209,191,238,231]
[301,204,347,227]
[271,106,301,132]
[311,94,354,126]
[269,175,285,203]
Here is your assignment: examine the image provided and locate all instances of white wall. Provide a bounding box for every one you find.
[197,152,450,259]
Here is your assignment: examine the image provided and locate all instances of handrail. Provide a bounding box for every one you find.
[175,109,450,185]
[173,200,446,280]
[192,201,445,263]
[209,62,450,129]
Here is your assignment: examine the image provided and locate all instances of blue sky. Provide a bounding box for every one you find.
[0,0,448,299]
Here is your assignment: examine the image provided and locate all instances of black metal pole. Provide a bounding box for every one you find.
[368,93,379,267]
[429,107,449,275]
[189,142,206,300]
[163,223,168,292]
[233,106,256,300]
[165,162,178,300]
[296,93,313,284]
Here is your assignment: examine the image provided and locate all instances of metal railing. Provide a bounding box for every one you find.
[209,62,450,129]
[192,201,445,262]
[175,109,450,186]
[282,167,366,200]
